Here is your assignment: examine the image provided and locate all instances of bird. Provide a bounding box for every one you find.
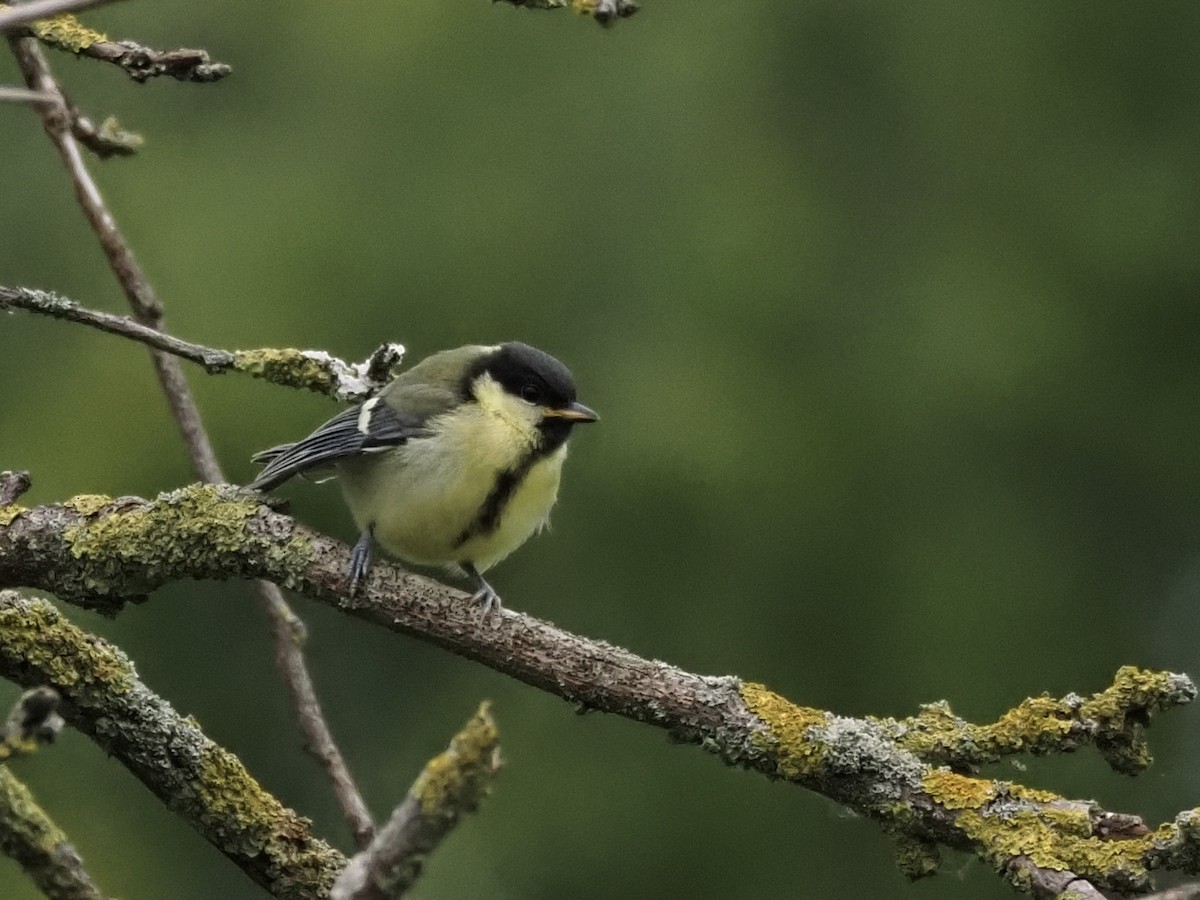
[248,342,597,613]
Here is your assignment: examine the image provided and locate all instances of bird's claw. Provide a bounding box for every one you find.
[470,583,503,627]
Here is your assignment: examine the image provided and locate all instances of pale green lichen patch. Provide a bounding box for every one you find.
[28,13,107,51]
[0,505,26,526]
[0,593,134,694]
[61,484,302,596]
[64,494,113,516]
[233,349,337,396]
[197,745,291,851]
[414,702,500,816]
[740,682,831,779]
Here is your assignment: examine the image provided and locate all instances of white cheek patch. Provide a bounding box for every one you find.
[357,397,380,434]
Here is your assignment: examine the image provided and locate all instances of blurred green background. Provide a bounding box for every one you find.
[4,1,1200,897]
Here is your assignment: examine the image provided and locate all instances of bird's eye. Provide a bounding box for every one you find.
[520,384,542,404]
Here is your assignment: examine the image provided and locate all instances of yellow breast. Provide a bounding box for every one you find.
[336,395,566,572]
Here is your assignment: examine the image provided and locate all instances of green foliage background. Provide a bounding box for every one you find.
[4,2,1200,897]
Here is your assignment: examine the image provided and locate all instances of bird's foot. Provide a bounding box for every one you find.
[348,529,374,598]
[463,562,503,627]
[471,582,503,625]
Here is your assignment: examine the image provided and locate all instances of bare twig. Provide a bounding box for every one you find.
[267,592,377,849]
[3,486,1197,894]
[81,38,230,82]
[0,286,234,370]
[332,704,501,899]
[0,84,54,103]
[0,286,403,402]
[0,767,104,900]
[7,38,375,848]
[0,0,128,34]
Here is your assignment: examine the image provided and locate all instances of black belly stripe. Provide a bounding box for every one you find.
[454,458,534,549]
[454,420,571,552]
[454,432,564,550]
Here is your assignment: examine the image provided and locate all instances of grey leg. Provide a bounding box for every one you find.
[348,527,374,597]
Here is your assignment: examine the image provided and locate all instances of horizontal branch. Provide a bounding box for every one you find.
[80,38,229,83]
[20,9,231,83]
[2,484,1199,893]
[0,590,346,899]
[0,285,404,402]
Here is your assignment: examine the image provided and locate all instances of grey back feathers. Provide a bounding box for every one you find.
[248,402,426,491]
[248,342,582,492]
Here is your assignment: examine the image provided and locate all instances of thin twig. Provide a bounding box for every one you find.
[0,767,104,900]
[0,0,128,34]
[332,704,501,899]
[0,286,235,370]
[8,36,375,848]
[81,39,230,83]
[0,84,54,103]
[267,588,377,849]
[0,285,403,401]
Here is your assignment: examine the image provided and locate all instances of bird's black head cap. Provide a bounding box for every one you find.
[465,342,579,408]
[464,343,584,453]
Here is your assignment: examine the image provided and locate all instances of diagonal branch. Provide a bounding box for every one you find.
[2,485,1198,894]
[332,703,501,900]
[0,590,346,899]
[0,766,104,900]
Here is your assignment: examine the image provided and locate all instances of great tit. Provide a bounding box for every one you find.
[249,342,597,612]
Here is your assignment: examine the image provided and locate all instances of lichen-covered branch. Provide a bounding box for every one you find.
[0,767,103,900]
[0,285,404,403]
[0,590,346,899]
[332,703,501,900]
[882,675,1186,776]
[10,6,230,83]
[2,485,1199,893]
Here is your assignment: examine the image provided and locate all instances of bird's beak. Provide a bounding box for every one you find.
[544,401,599,423]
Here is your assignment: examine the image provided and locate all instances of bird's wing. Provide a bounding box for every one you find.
[249,400,428,491]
